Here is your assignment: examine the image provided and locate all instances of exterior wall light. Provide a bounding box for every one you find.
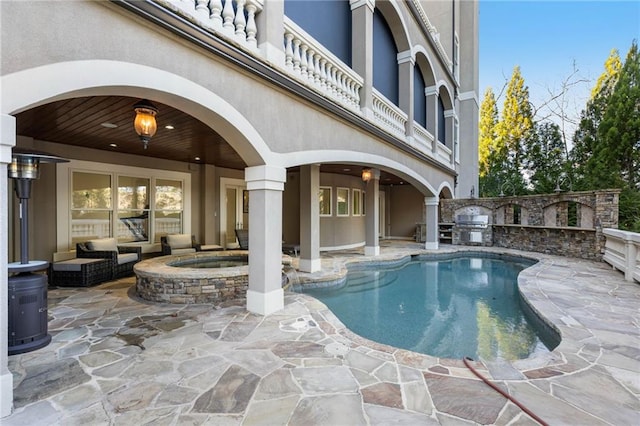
[554,176,572,193]
[133,99,158,149]
[361,168,372,182]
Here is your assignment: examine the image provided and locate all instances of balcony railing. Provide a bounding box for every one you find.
[372,89,407,140]
[162,0,263,50]
[145,1,455,170]
[283,18,362,111]
[436,142,452,164]
[413,123,435,154]
[603,228,640,282]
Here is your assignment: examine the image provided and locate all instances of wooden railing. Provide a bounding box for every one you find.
[603,228,640,282]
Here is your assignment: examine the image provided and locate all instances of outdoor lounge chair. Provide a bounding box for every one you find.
[235,229,249,250]
[76,237,142,279]
[161,234,200,255]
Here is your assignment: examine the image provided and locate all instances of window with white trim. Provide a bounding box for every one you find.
[362,191,366,216]
[319,186,332,216]
[60,160,190,251]
[337,187,349,216]
[352,189,361,216]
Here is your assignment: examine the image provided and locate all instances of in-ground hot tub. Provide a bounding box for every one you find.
[135,251,249,304]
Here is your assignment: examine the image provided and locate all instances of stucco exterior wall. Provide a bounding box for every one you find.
[0,1,454,195]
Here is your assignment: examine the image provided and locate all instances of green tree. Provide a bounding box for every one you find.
[478,87,504,197]
[571,41,640,231]
[595,41,640,231]
[479,68,534,197]
[595,41,640,189]
[478,87,499,178]
[571,49,622,190]
[525,122,568,194]
[495,66,533,194]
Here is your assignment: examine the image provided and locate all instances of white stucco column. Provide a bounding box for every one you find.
[1,114,16,418]
[245,165,286,315]
[299,165,321,272]
[351,0,374,119]
[256,0,285,66]
[397,51,415,138]
[364,169,380,256]
[444,109,457,167]
[425,86,438,153]
[424,196,439,250]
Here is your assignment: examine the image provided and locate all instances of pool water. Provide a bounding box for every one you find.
[302,254,560,361]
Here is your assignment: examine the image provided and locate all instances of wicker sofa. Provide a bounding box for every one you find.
[76,238,142,279]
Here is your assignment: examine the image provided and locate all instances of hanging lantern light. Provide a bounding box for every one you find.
[133,99,158,149]
[361,168,373,182]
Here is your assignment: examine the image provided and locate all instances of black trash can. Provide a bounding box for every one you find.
[8,271,51,355]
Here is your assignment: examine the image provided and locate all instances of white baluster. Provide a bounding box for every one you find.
[245,2,257,48]
[353,81,361,107]
[345,79,353,106]
[178,0,196,14]
[209,0,223,28]
[350,81,359,108]
[319,58,327,89]
[312,53,321,84]
[292,39,302,73]
[341,72,350,102]
[222,0,235,36]
[195,0,210,20]
[306,49,316,82]
[337,72,345,102]
[234,0,247,42]
[284,33,294,68]
[300,45,309,78]
[325,64,336,96]
[333,70,342,100]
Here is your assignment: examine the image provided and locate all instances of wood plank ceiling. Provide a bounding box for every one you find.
[15,95,404,184]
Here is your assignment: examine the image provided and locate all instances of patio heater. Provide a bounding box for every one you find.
[7,148,68,355]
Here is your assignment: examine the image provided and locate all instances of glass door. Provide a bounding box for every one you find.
[220,178,247,248]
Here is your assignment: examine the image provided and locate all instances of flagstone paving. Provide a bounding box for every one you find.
[4,242,640,425]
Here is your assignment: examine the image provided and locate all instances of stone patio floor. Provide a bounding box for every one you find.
[4,241,639,425]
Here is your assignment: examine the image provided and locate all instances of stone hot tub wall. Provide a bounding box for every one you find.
[440,190,620,260]
[135,251,249,304]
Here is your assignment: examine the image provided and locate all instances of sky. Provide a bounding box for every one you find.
[479,0,639,133]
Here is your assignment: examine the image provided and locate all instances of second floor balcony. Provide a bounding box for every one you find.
[122,0,463,171]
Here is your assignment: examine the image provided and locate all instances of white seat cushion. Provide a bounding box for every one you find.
[166,234,192,249]
[200,244,223,251]
[170,247,197,255]
[117,253,138,265]
[89,238,118,252]
[53,258,106,272]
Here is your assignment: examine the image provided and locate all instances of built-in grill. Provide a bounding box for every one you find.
[455,214,490,245]
[455,215,489,229]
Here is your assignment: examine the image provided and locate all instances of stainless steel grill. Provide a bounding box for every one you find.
[455,214,489,229]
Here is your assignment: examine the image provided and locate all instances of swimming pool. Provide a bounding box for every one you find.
[300,253,560,361]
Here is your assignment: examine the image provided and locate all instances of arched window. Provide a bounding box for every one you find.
[373,10,398,105]
[414,67,426,127]
[438,96,446,144]
[284,0,352,66]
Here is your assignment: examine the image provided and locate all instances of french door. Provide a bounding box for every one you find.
[220,178,248,248]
